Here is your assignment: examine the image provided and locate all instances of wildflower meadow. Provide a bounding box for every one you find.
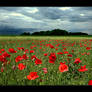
[0,36,92,86]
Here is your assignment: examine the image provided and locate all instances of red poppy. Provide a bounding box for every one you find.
[30,50,34,53]
[72,50,74,53]
[86,52,90,55]
[35,58,42,65]
[63,48,67,50]
[0,49,5,53]
[0,52,10,63]
[49,44,54,48]
[44,53,48,56]
[57,52,63,55]
[24,49,29,53]
[15,56,23,62]
[59,62,68,72]
[49,53,56,64]
[17,47,24,50]
[56,48,58,50]
[18,63,26,70]
[78,65,88,72]
[64,51,69,54]
[9,48,17,53]
[88,80,92,85]
[67,54,73,57]
[27,72,39,80]
[2,52,10,58]
[81,52,86,55]
[74,58,81,64]
[1,67,4,72]
[31,55,37,60]
[22,54,28,60]
[86,47,91,50]
[39,47,42,49]
[42,68,48,74]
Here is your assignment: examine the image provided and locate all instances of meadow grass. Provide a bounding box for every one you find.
[0,36,92,85]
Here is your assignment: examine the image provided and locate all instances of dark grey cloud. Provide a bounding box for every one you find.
[68,15,92,22]
[74,7,92,11]
[0,7,22,11]
[18,7,71,20]
[0,7,92,34]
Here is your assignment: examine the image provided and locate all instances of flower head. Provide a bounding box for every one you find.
[49,53,56,64]
[35,58,42,65]
[18,63,26,70]
[78,65,88,72]
[74,58,81,64]
[59,62,68,72]
[9,48,17,53]
[27,72,39,80]
[88,80,92,85]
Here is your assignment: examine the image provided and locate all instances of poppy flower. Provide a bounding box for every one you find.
[9,48,17,53]
[18,63,26,70]
[64,51,69,54]
[35,58,42,65]
[57,52,63,55]
[44,53,48,56]
[59,62,68,72]
[30,50,34,53]
[22,54,28,60]
[27,72,39,80]
[49,44,54,48]
[15,56,23,62]
[78,65,88,72]
[42,68,48,74]
[49,53,56,64]
[17,47,24,50]
[2,52,10,58]
[67,54,73,57]
[24,49,29,53]
[81,52,86,55]
[86,47,91,50]
[63,48,67,50]
[86,52,90,55]
[31,55,37,60]
[56,48,58,50]
[88,80,92,85]
[1,67,4,72]
[0,54,8,63]
[39,47,42,49]
[72,50,74,53]
[0,49,5,53]
[74,58,81,64]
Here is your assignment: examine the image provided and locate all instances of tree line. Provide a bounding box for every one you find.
[20,29,88,36]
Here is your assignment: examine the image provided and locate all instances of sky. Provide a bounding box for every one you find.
[0,7,92,34]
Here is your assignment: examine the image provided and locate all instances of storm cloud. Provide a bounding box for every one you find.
[0,7,92,34]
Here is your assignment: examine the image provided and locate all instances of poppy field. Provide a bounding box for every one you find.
[0,36,92,86]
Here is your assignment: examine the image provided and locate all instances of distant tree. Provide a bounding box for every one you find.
[31,29,88,36]
[20,32,31,36]
[69,32,88,35]
[50,29,69,35]
[31,32,40,35]
[31,29,69,36]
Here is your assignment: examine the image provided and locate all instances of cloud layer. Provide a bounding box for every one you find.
[0,7,92,34]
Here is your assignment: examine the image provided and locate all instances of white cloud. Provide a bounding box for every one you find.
[27,8,38,13]
[59,7,72,11]
[0,13,9,21]
[80,14,85,16]
[10,12,23,16]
